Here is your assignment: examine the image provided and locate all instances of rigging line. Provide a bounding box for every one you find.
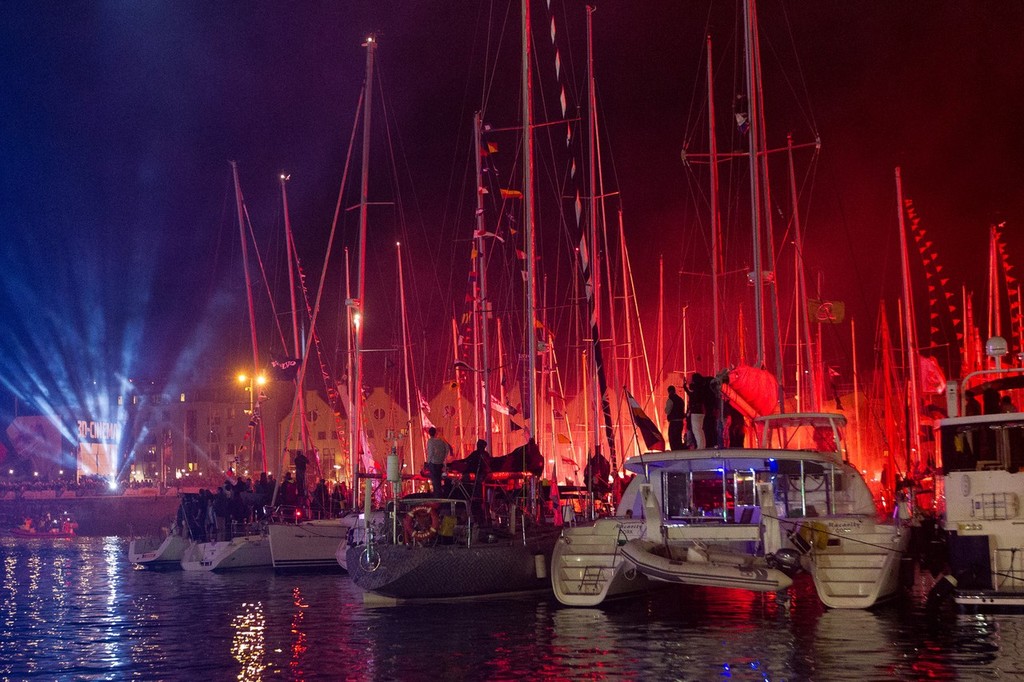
[777,0,820,137]
[243,201,290,355]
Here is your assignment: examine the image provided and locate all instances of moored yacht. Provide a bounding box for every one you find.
[268,511,361,571]
[552,412,911,609]
[932,337,1024,609]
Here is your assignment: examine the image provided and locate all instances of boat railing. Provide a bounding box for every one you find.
[385,497,474,548]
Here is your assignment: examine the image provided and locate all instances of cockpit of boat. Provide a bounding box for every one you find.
[633,453,870,523]
[939,414,1024,473]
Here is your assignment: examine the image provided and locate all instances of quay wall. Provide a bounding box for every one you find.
[0,492,180,537]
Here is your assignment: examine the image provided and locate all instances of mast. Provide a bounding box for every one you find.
[706,34,722,371]
[345,246,357,508]
[742,0,766,371]
[895,166,922,471]
[988,224,1001,343]
[353,34,376,481]
[280,174,313,459]
[583,5,616,472]
[397,241,414,493]
[473,112,493,449]
[231,160,267,474]
[787,134,817,410]
[522,0,538,441]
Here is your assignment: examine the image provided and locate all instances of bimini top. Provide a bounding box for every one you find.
[755,412,847,428]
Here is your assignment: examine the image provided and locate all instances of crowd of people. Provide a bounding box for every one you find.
[665,371,747,451]
[176,469,352,542]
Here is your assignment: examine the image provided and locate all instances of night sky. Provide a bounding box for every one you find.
[2,1,1022,428]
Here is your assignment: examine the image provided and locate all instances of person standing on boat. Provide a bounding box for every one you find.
[684,372,708,449]
[293,450,309,502]
[665,386,686,450]
[425,427,453,497]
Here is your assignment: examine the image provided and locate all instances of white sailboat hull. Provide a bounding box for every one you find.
[268,517,352,570]
[128,533,189,569]
[180,534,272,571]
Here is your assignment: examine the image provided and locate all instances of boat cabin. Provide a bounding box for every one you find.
[620,449,874,524]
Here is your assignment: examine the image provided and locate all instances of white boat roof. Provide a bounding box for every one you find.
[623,447,845,475]
[937,412,1024,428]
[754,412,847,427]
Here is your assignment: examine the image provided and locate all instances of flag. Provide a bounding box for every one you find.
[808,299,846,324]
[490,396,510,415]
[735,112,749,135]
[417,390,431,414]
[624,389,665,451]
[500,188,523,199]
[920,355,947,395]
[269,355,300,381]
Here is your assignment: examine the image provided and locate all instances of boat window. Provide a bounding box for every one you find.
[941,421,1024,472]
[663,469,755,521]
[772,463,835,517]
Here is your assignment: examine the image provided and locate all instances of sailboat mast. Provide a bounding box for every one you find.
[280,174,313,458]
[706,34,722,371]
[742,0,767,370]
[787,134,817,410]
[988,224,1001,342]
[585,5,605,465]
[353,34,376,477]
[345,247,357,508]
[895,166,922,470]
[397,241,414,492]
[231,160,267,474]
[522,0,538,440]
[474,112,493,448]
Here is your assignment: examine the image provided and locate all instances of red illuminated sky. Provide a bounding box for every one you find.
[1,1,1022,418]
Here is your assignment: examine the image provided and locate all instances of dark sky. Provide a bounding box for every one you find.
[2,1,1022,422]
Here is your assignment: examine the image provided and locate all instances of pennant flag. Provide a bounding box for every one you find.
[487,141,498,154]
[500,188,523,199]
[624,389,665,451]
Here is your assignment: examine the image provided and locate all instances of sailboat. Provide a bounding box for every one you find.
[551,0,910,609]
[344,3,565,602]
[181,162,274,572]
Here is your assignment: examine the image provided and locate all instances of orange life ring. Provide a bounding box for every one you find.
[403,504,440,544]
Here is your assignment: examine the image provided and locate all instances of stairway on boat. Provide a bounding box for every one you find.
[810,548,894,607]
[555,532,623,597]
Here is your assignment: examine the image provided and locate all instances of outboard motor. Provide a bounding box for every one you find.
[767,548,803,577]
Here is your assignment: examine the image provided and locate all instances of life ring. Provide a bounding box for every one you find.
[403,505,440,544]
[798,520,829,552]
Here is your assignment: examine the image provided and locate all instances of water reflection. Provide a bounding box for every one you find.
[231,601,266,681]
[2,538,1024,679]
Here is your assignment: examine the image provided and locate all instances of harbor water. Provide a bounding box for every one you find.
[1,536,1022,680]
